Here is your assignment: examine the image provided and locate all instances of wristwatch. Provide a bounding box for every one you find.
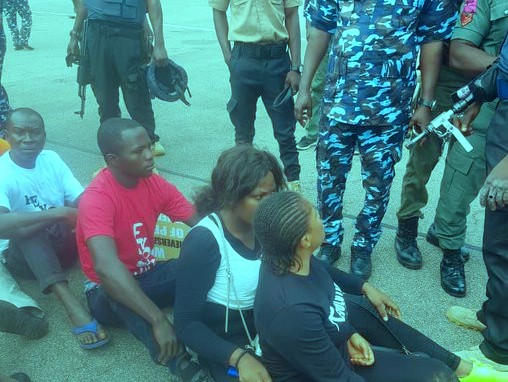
[69,30,81,39]
[290,64,304,74]
[417,97,437,110]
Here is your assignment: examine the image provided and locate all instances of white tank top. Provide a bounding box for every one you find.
[194,213,261,310]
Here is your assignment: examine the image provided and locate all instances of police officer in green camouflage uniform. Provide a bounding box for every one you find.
[395,0,508,297]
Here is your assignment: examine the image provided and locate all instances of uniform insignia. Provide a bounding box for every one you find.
[460,12,473,26]
[460,0,477,26]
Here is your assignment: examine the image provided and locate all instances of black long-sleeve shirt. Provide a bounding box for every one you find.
[254,257,366,382]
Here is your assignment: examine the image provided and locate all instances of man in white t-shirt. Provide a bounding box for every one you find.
[0,108,108,349]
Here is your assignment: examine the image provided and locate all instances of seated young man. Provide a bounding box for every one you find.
[0,108,108,349]
[76,118,209,381]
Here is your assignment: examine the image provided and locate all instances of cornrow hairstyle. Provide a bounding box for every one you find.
[194,145,286,218]
[255,191,312,275]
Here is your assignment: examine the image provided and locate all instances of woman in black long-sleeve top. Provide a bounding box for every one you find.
[253,191,504,382]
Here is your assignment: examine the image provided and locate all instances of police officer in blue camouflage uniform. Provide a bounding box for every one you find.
[3,0,32,50]
[295,0,457,280]
[67,0,168,156]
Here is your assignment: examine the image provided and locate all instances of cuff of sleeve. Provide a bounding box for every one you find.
[451,28,484,48]
[285,0,302,8]
[209,0,228,12]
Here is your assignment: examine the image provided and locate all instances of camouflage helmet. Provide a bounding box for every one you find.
[146,59,191,106]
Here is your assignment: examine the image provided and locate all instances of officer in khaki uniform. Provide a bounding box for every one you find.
[210,0,302,191]
[395,0,508,297]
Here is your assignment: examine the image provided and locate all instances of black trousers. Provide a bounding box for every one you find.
[4,223,77,293]
[86,20,157,142]
[346,295,459,382]
[227,42,300,182]
[480,99,508,365]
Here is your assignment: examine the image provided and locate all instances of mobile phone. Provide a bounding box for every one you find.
[227,366,239,378]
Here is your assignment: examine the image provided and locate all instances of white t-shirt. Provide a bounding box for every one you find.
[0,150,84,253]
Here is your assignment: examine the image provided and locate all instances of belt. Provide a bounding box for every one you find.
[234,41,287,59]
[87,19,143,38]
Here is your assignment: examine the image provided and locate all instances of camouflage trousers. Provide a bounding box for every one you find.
[317,119,407,256]
[4,0,32,47]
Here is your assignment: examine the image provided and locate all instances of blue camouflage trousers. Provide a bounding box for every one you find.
[4,0,32,47]
[317,119,408,256]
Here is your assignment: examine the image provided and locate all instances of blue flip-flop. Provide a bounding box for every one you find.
[72,319,110,350]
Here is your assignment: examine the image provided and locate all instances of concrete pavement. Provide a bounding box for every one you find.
[0,1,488,381]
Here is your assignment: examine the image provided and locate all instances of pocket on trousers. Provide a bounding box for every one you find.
[227,98,238,114]
[446,149,474,176]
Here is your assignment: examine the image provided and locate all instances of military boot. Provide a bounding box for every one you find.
[426,222,470,262]
[395,217,422,269]
[441,249,466,297]
[350,251,372,280]
[315,244,341,265]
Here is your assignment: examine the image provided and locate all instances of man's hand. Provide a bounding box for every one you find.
[66,37,79,66]
[223,51,232,67]
[409,105,432,135]
[152,315,179,365]
[54,206,78,227]
[294,89,312,126]
[285,71,300,94]
[362,283,401,321]
[152,44,169,67]
[479,155,508,211]
[347,333,375,366]
[453,102,481,135]
[237,353,272,382]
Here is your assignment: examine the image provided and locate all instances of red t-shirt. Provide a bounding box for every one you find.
[77,169,194,283]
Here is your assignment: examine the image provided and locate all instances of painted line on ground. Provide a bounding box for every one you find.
[46,137,482,253]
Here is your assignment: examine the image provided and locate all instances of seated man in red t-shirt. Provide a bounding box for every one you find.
[76,118,209,381]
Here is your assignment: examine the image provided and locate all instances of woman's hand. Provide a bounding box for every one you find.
[237,353,272,382]
[362,283,401,321]
[347,333,375,366]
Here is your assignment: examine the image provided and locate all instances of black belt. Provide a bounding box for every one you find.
[87,19,143,38]
[234,41,287,59]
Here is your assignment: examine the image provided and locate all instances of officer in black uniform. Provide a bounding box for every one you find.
[67,0,168,156]
[454,32,508,369]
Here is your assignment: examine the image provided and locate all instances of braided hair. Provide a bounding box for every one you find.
[194,145,286,218]
[255,191,312,275]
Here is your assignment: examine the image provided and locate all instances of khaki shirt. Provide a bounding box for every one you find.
[209,0,302,43]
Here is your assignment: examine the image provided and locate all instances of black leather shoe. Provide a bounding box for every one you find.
[441,250,466,297]
[350,254,372,280]
[395,217,422,269]
[426,223,470,262]
[315,245,341,265]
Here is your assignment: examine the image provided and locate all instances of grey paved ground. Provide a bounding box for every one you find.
[0,1,488,381]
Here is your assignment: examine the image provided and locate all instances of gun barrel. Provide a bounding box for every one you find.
[405,129,430,149]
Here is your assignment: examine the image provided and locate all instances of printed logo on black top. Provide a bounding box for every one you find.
[328,284,347,331]
[24,195,48,210]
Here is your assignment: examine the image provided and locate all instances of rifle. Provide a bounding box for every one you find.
[406,62,499,152]
[66,20,90,119]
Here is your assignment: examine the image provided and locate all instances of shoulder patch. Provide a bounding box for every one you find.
[460,0,477,26]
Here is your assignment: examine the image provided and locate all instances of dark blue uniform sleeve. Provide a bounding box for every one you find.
[174,227,238,366]
[417,0,458,44]
[265,304,365,382]
[304,0,338,34]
